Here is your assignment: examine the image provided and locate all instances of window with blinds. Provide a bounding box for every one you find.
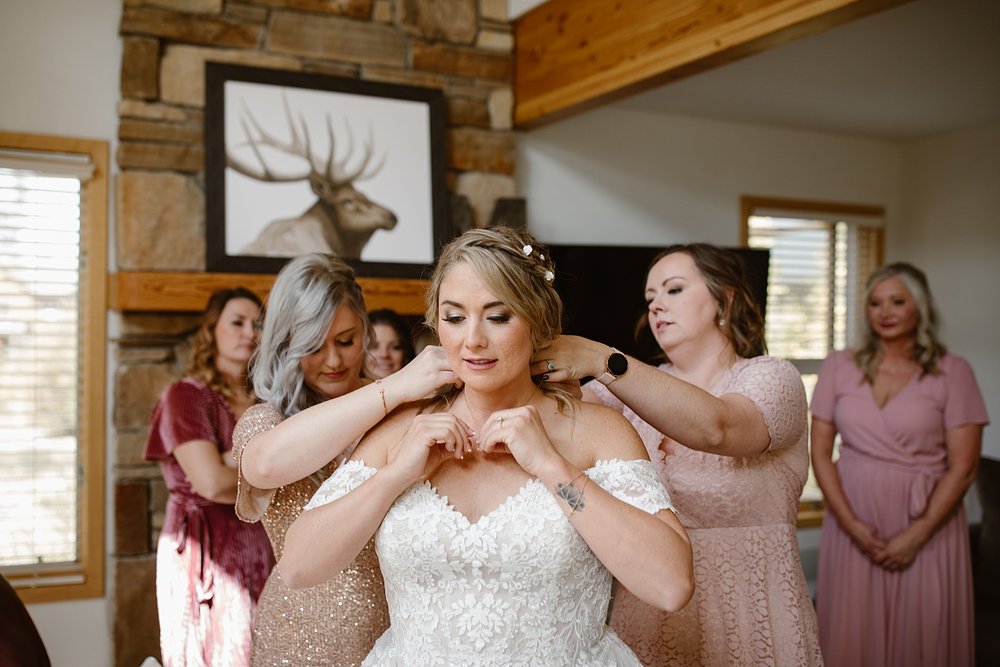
[743,196,884,511]
[0,133,106,602]
[0,166,83,568]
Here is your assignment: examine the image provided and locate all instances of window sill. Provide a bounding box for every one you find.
[797,499,826,529]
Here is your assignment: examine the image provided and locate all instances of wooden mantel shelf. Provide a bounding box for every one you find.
[109,271,429,314]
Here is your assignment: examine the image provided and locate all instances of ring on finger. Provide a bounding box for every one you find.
[546,360,556,372]
[497,415,504,428]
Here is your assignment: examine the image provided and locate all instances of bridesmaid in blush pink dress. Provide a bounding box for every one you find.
[811,263,988,667]
[534,244,822,666]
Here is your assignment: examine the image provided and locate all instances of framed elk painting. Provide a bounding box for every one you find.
[205,63,448,277]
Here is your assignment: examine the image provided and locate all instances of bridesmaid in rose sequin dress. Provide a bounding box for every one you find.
[536,244,823,666]
[233,254,455,667]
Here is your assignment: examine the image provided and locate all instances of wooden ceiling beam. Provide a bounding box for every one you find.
[514,0,912,129]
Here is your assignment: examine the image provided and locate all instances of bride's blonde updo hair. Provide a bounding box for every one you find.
[424,226,572,410]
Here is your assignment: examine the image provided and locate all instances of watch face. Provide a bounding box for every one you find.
[607,352,628,376]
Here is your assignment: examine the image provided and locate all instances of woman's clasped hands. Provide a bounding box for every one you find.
[386,405,564,484]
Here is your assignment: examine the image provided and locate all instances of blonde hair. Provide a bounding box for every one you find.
[187,287,262,400]
[424,227,573,411]
[250,254,370,417]
[854,262,946,383]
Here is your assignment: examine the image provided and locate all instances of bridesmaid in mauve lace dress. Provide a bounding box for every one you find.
[144,288,274,667]
[811,263,988,667]
[233,254,455,667]
[536,244,823,666]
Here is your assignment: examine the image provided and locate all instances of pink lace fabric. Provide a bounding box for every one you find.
[596,356,823,666]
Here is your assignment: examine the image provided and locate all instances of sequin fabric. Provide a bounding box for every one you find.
[233,403,389,667]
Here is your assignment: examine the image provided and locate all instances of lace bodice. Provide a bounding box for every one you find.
[306,458,674,666]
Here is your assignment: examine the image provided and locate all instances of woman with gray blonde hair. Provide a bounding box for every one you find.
[279,227,693,665]
[232,254,456,667]
[811,261,988,666]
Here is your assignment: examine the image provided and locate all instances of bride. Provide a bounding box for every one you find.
[280,227,694,665]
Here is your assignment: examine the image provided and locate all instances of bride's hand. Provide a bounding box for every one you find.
[386,413,472,482]
[475,405,563,478]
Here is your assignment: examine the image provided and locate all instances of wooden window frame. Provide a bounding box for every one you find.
[0,131,108,602]
[741,195,884,529]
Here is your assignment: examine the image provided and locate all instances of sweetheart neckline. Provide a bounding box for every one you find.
[415,477,551,526]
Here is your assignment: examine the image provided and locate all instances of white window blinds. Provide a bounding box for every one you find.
[0,149,90,569]
[748,210,882,372]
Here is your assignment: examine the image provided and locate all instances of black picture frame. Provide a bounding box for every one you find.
[205,63,449,277]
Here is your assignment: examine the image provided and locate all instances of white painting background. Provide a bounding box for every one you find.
[224,80,435,264]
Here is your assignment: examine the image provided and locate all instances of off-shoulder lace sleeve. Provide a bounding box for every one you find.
[304,460,377,511]
[588,459,675,515]
[729,356,807,453]
[232,402,283,522]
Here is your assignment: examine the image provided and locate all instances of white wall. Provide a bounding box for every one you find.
[518,106,902,246]
[1,1,121,666]
[895,122,1000,460]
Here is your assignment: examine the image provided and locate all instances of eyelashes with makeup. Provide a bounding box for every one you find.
[645,286,683,305]
[441,313,512,325]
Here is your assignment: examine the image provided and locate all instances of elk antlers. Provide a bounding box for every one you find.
[226,93,386,187]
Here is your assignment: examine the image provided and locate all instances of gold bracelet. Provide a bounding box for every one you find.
[374,379,388,416]
[556,470,587,516]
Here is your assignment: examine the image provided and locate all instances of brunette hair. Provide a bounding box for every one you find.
[639,243,767,360]
[250,254,370,417]
[187,287,262,399]
[368,308,416,365]
[854,262,946,382]
[424,226,572,409]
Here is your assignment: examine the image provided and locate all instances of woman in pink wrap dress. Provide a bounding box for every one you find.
[811,262,988,667]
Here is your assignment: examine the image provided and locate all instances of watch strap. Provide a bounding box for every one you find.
[596,347,626,386]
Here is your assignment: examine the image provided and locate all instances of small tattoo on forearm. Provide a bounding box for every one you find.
[556,481,586,513]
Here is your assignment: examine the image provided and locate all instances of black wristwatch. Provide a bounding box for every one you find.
[596,348,628,386]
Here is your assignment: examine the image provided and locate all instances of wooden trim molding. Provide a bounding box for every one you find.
[0,131,108,603]
[109,272,429,315]
[798,499,826,529]
[514,0,912,128]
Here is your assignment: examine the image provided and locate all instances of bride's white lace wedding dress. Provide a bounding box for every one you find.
[305,458,675,666]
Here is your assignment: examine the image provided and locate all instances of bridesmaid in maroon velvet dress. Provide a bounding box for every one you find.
[811,262,989,667]
[144,288,275,667]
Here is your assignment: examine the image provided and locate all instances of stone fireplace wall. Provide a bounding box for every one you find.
[112,1,515,664]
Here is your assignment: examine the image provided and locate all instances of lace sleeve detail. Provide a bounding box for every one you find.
[588,459,675,515]
[729,356,808,452]
[232,403,283,522]
[304,460,377,511]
